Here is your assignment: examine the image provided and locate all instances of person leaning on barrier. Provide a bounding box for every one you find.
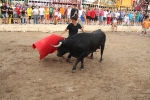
[8,5,13,24]
[27,5,32,24]
[1,3,8,24]
[112,17,117,32]
[32,6,39,24]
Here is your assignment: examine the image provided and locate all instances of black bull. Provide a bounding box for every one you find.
[52,29,106,72]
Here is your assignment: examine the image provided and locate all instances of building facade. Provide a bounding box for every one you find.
[82,0,133,9]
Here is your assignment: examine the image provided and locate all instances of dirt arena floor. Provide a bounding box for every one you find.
[0,31,150,100]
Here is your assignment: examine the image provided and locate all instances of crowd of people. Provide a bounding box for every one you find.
[0,2,150,26]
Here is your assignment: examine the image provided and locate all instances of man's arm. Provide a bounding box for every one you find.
[81,27,84,33]
[60,28,67,36]
[1,7,5,11]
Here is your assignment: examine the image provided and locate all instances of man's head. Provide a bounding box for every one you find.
[35,5,38,9]
[71,14,78,24]
[28,5,31,8]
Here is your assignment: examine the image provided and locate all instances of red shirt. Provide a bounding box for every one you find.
[15,7,20,15]
[86,10,91,16]
[90,10,95,18]
[99,10,104,16]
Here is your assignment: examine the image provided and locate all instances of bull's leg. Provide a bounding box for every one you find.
[100,45,105,62]
[72,59,80,73]
[80,59,84,70]
[72,52,87,73]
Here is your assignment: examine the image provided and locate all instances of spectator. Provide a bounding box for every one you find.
[141,17,150,36]
[128,11,133,25]
[112,17,117,32]
[124,14,129,26]
[90,7,95,25]
[111,9,115,24]
[39,5,44,24]
[27,5,32,24]
[107,12,111,25]
[49,4,54,24]
[44,5,49,24]
[15,5,20,19]
[99,8,104,25]
[86,8,91,25]
[94,7,99,25]
[32,6,39,24]
[59,5,65,24]
[31,3,35,10]
[118,10,123,25]
[8,5,13,24]
[1,3,8,24]
[53,8,59,25]
[139,11,144,24]
[103,9,108,25]
[78,7,83,24]
[67,6,71,23]
[57,11,61,23]
[70,5,78,18]
[135,12,140,25]
[80,11,86,28]
[20,7,26,24]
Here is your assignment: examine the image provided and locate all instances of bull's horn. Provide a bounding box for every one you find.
[50,41,62,48]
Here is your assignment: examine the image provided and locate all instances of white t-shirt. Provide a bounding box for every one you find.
[124,16,129,22]
[104,11,108,17]
[113,19,117,23]
[114,12,117,18]
[54,11,59,16]
[32,8,39,15]
[116,12,120,18]
[78,9,83,18]
[58,13,61,18]
[67,8,71,16]
[39,8,44,15]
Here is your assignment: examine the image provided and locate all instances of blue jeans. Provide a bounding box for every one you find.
[2,14,6,18]
[21,14,26,24]
[21,18,26,24]
[34,15,38,24]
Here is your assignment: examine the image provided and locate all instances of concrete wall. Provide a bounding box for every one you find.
[0,24,147,32]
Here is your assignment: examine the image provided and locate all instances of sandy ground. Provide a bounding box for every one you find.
[0,31,150,100]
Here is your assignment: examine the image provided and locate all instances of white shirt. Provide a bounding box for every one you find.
[58,13,61,18]
[114,12,117,18]
[67,8,71,16]
[113,19,117,23]
[78,9,83,17]
[39,8,44,15]
[124,16,129,22]
[116,12,120,18]
[32,8,39,15]
[104,11,108,17]
[54,11,59,16]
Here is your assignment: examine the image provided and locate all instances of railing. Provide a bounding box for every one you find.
[53,0,81,4]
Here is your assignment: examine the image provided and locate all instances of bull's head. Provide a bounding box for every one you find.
[51,41,69,57]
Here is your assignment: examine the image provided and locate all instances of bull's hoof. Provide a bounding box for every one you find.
[72,70,76,73]
[99,59,102,62]
[80,68,84,71]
